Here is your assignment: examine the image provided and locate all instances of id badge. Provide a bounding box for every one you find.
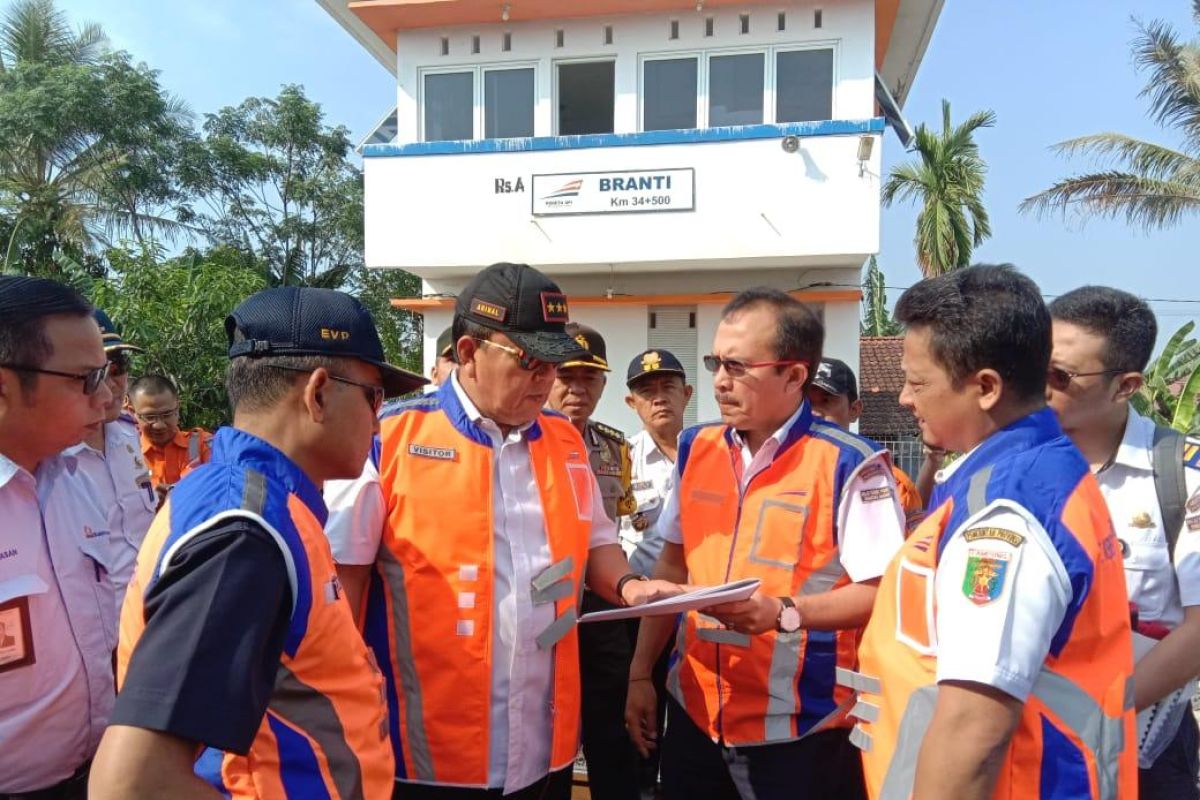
[0,596,35,673]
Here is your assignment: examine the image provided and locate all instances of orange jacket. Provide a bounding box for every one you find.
[118,428,394,799]
[668,410,892,745]
[141,428,212,487]
[846,410,1135,799]
[366,391,591,787]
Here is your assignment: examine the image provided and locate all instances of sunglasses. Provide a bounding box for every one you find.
[472,337,550,372]
[1046,366,1125,392]
[1,362,110,395]
[702,355,805,378]
[267,365,385,413]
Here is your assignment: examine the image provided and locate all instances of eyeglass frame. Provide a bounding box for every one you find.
[0,362,110,395]
[702,355,806,379]
[265,364,385,413]
[1046,366,1127,391]
[135,407,180,426]
[471,337,552,372]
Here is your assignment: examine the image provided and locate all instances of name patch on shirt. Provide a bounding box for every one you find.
[859,487,894,503]
[408,444,457,461]
[0,548,16,561]
[1187,515,1200,533]
[962,549,1011,606]
[1186,490,1200,514]
[859,464,885,481]
[963,527,1025,547]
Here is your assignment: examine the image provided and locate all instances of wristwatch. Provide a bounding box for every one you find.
[776,596,801,633]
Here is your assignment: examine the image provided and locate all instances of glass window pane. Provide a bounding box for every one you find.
[558,61,615,135]
[424,72,474,141]
[709,53,764,126]
[643,58,697,131]
[776,49,833,123]
[485,68,535,138]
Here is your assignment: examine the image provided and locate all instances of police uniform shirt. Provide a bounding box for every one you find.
[930,449,1073,701]
[658,401,907,583]
[0,451,116,793]
[325,371,620,794]
[62,418,156,607]
[584,419,635,523]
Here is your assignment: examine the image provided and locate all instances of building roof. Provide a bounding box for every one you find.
[858,335,918,437]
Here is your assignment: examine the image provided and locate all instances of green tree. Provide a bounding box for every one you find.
[860,256,902,336]
[882,100,995,277]
[350,266,423,372]
[1021,3,1200,229]
[1133,321,1200,434]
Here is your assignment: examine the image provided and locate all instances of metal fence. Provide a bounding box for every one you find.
[872,435,924,479]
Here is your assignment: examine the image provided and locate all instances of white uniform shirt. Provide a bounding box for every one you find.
[0,451,116,793]
[1093,409,1200,628]
[325,372,619,794]
[659,404,906,583]
[931,450,1073,701]
[62,418,156,607]
[619,430,676,575]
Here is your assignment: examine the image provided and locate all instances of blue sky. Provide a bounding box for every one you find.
[61,0,1199,333]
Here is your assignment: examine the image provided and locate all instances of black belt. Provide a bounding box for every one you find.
[0,760,90,800]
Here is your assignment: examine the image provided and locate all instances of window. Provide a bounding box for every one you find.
[776,49,833,122]
[643,58,698,131]
[709,52,764,126]
[558,61,615,135]
[423,72,473,141]
[484,68,534,138]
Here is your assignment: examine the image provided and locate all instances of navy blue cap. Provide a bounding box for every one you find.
[93,309,143,353]
[812,358,858,400]
[626,349,687,387]
[226,287,427,398]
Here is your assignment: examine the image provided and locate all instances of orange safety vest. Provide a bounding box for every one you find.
[844,409,1136,800]
[366,385,592,787]
[118,428,394,799]
[141,428,212,487]
[668,406,898,745]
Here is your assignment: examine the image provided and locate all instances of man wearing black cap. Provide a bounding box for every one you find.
[90,286,423,799]
[326,262,681,800]
[429,325,456,387]
[547,322,639,800]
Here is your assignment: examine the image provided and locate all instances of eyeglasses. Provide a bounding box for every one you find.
[1046,366,1126,392]
[266,365,384,413]
[702,355,805,378]
[472,337,550,372]
[0,362,110,394]
[136,408,179,425]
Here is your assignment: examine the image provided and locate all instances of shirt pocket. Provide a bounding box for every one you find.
[76,537,119,651]
[747,499,808,571]
[1124,540,1172,621]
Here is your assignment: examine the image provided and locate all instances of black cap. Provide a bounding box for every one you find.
[560,323,610,371]
[626,349,687,387]
[435,326,455,359]
[455,262,588,364]
[226,286,427,398]
[94,309,143,354]
[812,358,858,400]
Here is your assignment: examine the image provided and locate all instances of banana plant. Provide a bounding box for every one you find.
[1133,321,1200,434]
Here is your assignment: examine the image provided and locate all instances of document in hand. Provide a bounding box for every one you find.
[578,578,762,623]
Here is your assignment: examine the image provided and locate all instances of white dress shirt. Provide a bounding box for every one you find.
[325,372,618,793]
[0,450,116,793]
[619,430,676,576]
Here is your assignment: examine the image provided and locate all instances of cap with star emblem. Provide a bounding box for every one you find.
[626,348,687,388]
[455,262,588,364]
[559,323,610,371]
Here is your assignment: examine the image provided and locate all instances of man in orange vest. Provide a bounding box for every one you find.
[840,265,1136,799]
[129,374,213,491]
[625,288,908,800]
[88,286,427,799]
[325,262,681,800]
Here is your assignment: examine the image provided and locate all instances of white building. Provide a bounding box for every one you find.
[320,0,941,432]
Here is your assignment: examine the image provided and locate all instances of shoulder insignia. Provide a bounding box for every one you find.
[1185,439,1200,471]
[591,421,626,442]
[962,527,1025,547]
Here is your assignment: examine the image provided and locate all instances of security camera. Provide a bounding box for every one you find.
[781,135,800,153]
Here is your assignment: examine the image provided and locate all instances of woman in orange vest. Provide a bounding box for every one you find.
[840,266,1136,800]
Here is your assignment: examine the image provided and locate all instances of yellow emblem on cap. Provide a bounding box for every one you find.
[642,351,661,372]
[1130,511,1156,529]
[576,333,590,351]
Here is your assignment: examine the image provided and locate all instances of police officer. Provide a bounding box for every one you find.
[547,322,640,800]
[89,286,424,799]
[430,326,457,387]
[0,276,116,799]
[1047,286,1200,799]
[61,310,156,607]
[128,374,213,491]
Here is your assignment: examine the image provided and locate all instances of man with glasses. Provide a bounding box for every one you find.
[0,275,117,799]
[1047,286,1200,799]
[129,374,213,493]
[326,262,681,800]
[89,286,424,799]
[625,288,906,800]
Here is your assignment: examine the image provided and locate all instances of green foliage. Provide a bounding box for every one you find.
[1021,3,1200,229]
[1133,321,1200,434]
[90,244,267,431]
[861,256,902,336]
[883,100,995,277]
[349,266,423,373]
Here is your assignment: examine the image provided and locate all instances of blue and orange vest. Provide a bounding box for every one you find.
[118,428,394,799]
[668,402,899,745]
[366,380,592,787]
[845,409,1136,799]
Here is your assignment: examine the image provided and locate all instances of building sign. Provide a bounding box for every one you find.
[531,168,695,216]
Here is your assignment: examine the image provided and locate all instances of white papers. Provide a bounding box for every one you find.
[579,578,762,623]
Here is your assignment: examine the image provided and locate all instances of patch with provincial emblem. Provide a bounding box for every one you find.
[860,487,894,503]
[962,548,1012,605]
[962,527,1025,547]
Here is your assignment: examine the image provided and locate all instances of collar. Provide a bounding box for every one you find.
[1112,408,1155,472]
[0,450,23,491]
[208,427,328,525]
[726,399,813,460]
[632,429,670,463]
[445,371,540,446]
[141,428,190,454]
[935,407,1064,492]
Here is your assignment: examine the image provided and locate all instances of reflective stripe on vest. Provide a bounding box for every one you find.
[270,665,365,799]
[188,431,201,462]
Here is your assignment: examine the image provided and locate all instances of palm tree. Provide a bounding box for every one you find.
[861,256,902,336]
[1021,3,1200,229]
[882,99,996,277]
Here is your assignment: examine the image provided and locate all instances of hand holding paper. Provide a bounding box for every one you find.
[580,578,762,623]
